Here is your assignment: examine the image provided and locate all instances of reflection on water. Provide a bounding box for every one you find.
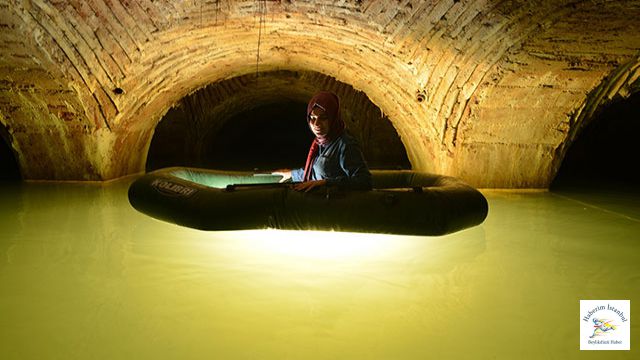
[0,181,638,359]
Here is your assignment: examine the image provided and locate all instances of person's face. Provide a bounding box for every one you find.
[308,107,331,137]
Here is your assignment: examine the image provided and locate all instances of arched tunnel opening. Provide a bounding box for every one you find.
[551,91,640,191]
[147,71,411,173]
[206,100,313,171]
[0,126,21,181]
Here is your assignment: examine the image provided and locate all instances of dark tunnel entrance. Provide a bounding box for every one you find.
[551,91,640,191]
[147,71,411,173]
[0,126,21,181]
[206,101,313,171]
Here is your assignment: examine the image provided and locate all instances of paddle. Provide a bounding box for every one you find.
[224,182,301,191]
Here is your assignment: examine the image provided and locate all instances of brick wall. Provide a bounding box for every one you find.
[0,0,639,186]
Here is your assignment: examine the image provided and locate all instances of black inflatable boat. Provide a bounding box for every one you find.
[128,167,488,236]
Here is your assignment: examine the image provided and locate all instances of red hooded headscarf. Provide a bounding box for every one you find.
[302,91,345,181]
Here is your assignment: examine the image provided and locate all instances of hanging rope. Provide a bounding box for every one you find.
[256,0,267,78]
[215,0,220,25]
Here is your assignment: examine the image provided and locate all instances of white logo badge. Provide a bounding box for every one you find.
[580,300,630,350]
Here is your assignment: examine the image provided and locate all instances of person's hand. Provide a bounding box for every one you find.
[271,169,292,183]
[293,179,327,192]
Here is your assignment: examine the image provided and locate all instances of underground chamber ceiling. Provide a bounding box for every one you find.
[0,0,639,187]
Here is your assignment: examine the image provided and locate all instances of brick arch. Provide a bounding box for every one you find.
[145,70,410,171]
[550,56,640,178]
[1,1,640,187]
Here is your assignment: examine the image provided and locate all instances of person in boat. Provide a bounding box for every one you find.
[273,91,372,192]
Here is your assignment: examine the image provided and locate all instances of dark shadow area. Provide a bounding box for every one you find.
[552,92,640,190]
[146,104,200,172]
[0,126,21,181]
[207,101,312,171]
[551,92,640,219]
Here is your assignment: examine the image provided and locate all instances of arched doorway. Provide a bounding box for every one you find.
[0,125,21,181]
[147,71,410,172]
[552,92,640,191]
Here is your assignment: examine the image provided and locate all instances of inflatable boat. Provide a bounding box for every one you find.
[128,167,488,236]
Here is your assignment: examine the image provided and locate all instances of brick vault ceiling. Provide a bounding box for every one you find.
[0,0,639,187]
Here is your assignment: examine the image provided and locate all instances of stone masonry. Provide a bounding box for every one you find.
[0,0,639,186]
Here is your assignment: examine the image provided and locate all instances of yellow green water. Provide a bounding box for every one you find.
[0,180,638,359]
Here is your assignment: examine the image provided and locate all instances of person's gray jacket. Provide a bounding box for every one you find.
[292,132,372,190]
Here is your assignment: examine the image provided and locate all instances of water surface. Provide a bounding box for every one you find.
[1,180,638,359]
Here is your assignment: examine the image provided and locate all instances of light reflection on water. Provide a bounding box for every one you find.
[0,181,638,359]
